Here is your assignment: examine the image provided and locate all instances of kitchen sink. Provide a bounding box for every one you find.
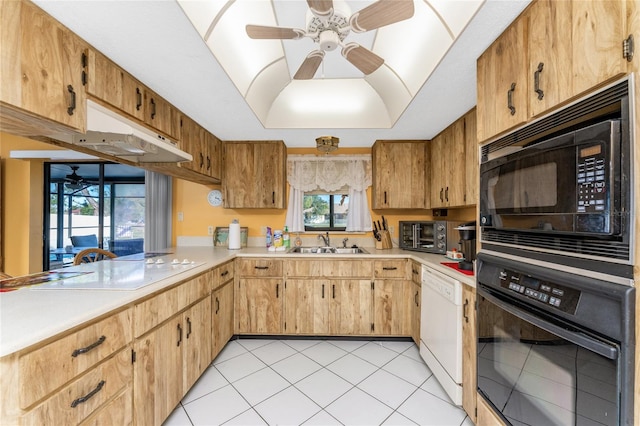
[288,246,369,254]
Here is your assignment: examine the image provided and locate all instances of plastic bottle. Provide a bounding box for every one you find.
[273,229,283,247]
[266,227,272,248]
[283,226,290,248]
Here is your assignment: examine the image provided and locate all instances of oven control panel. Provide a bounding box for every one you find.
[499,270,580,315]
[577,143,608,213]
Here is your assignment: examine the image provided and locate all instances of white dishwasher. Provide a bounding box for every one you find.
[420,264,463,405]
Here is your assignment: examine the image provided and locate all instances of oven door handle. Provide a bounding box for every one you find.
[481,290,618,360]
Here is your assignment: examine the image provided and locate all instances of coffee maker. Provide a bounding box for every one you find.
[455,222,476,270]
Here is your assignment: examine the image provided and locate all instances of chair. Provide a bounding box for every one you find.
[73,248,117,265]
[70,234,99,248]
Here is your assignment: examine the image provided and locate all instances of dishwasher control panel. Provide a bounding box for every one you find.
[422,265,462,305]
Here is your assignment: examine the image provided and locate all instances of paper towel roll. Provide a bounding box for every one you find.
[228,221,241,250]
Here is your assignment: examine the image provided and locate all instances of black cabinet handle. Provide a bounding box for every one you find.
[507,82,516,115]
[67,85,76,116]
[384,191,387,204]
[177,323,182,347]
[276,284,279,298]
[439,188,444,202]
[215,297,220,314]
[534,62,544,100]
[254,266,269,270]
[332,284,335,299]
[207,156,211,170]
[71,380,105,408]
[383,266,398,271]
[463,299,469,323]
[136,88,142,111]
[272,192,275,204]
[72,335,105,357]
[322,284,325,299]
[186,317,192,339]
[150,98,156,119]
[445,187,449,202]
[221,270,229,277]
[199,152,204,168]
[415,291,419,307]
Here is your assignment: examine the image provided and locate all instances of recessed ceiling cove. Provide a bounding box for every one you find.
[178,0,484,130]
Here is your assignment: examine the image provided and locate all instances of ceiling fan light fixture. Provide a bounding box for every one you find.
[316,135,339,153]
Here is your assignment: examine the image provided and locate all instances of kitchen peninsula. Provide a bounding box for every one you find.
[0,246,475,425]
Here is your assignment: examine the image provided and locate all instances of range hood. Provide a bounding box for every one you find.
[71,100,192,163]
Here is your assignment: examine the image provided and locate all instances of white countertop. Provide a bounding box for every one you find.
[0,246,474,357]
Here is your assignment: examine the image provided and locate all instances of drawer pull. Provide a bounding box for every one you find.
[72,335,106,357]
[382,267,398,271]
[254,266,269,270]
[221,271,229,277]
[215,297,220,314]
[186,317,192,339]
[177,324,183,347]
[463,299,469,323]
[415,291,419,307]
[71,380,105,408]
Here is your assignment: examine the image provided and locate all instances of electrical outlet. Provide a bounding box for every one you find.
[177,212,184,222]
[389,225,394,235]
[208,226,214,236]
[260,226,267,236]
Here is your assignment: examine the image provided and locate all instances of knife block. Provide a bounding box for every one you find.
[375,230,393,250]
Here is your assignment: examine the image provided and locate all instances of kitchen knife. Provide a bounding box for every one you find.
[377,220,382,231]
[381,216,387,230]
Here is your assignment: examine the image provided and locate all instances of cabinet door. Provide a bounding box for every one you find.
[179,115,205,174]
[464,109,478,205]
[212,279,234,359]
[205,131,221,179]
[86,49,123,110]
[462,285,477,421]
[476,14,528,141]
[3,1,87,132]
[284,279,329,334]
[372,141,427,209]
[330,280,372,335]
[572,1,628,97]
[145,89,179,139]
[121,72,145,121]
[411,281,421,345]
[236,278,282,334]
[444,118,466,207]
[373,279,411,336]
[430,134,446,208]
[527,0,573,117]
[134,316,184,426]
[223,142,286,208]
[183,297,211,392]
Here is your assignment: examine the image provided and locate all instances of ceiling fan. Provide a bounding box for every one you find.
[246,0,415,79]
[64,166,97,191]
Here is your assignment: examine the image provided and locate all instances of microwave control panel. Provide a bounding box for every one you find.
[499,269,580,315]
[577,143,607,213]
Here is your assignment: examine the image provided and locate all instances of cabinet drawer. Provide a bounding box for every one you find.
[212,261,234,290]
[134,273,209,337]
[22,349,130,425]
[19,309,132,409]
[284,260,323,277]
[322,260,372,278]
[374,260,407,279]
[238,259,283,277]
[80,386,132,426]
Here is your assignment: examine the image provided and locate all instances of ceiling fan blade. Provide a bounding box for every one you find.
[341,43,384,75]
[293,50,325,80]
[307,0,333,17]
[246,25,305,40]
[349,0,415,32]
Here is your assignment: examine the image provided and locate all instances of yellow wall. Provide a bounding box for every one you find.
[0,133,51,276]
[172,147,475,247]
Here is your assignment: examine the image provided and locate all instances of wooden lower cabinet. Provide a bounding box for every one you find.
[284,279,329,334]
[330,280,373,335]
[236,278,283,334]
[80,387,132,425]
[133,297,211,426]
[410,280,421,345]
[212,279,234,359]
[461,284,477,422]
[477,395,506,425]
[373,279,412,335]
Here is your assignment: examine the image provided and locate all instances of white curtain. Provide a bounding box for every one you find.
[144,170,172,251]
[286,155,373,232]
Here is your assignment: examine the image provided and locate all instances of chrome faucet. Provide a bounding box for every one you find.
[342,238,349,248]
[317,232,330,247]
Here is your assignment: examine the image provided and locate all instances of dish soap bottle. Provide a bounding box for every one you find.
[283,226,290,248]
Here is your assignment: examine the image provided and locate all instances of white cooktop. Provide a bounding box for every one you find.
[32,257,205,291]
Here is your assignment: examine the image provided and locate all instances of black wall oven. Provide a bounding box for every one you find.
[476,253,635,425]
[479,79,633,278]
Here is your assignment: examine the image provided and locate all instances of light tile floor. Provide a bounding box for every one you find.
[163,338,473,426]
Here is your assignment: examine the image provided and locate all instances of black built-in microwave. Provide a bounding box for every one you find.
[479,79,632,277]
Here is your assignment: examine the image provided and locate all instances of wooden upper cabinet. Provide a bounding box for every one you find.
[431,117,466,208]
[0,0,87,133]
[223,141,287,209]
[464,109,478,205]
[476,14,529,142]
[144,88,180,140]
[527,0,573,117]
[372,140,428,209]
[572,1,629,95]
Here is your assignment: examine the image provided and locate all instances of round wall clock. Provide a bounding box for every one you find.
[207,189,223,207]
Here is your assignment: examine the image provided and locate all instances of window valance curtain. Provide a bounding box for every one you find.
[285,155,373,233]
